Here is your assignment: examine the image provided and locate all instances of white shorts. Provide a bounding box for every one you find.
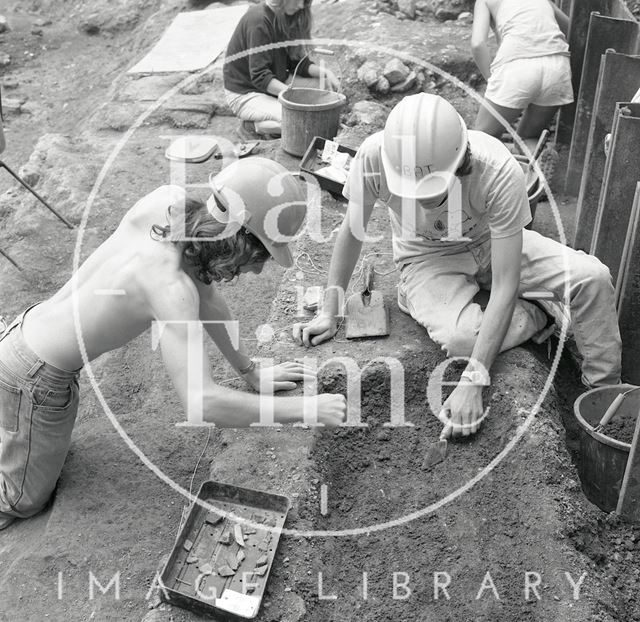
[485,54,574,109]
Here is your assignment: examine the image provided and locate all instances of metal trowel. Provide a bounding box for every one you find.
[344,260,389,339]
[421,420,453,471]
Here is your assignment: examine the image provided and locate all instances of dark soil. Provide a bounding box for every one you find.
[603,415,639,446]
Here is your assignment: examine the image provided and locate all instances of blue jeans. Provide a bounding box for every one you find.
[0,307,80,529]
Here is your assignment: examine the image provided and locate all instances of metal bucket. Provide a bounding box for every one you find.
[573,384,640,512]
[278,88,346,157]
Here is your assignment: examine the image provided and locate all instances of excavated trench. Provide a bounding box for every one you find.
[284,345,607,622]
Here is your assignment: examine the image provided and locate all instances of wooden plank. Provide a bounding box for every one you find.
[558,0,638,144]
[616,184,640,384]
[574,52,640,251]
[564,13,639,194]
[591,103,640,286]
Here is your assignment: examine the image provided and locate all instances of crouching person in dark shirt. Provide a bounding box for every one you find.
[223,0,338,139]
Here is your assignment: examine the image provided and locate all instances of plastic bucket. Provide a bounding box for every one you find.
[278,88,346,157]
[573,384,640,512]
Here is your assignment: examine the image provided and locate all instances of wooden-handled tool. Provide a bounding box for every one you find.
[594,387,640,433]
[531,129,550,161]
[524,129,551,196]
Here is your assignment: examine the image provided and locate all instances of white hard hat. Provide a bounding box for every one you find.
[381,93,468,200]
[207,157,307,268]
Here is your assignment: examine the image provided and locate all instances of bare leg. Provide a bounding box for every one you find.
[516,104,558,139]
[474,98,523,138]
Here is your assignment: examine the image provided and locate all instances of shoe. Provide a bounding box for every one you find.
[0,514,15,530]
[527,296,571,344]
[397,285,410,315]
[237,121,278,142]
[531,320,557,345]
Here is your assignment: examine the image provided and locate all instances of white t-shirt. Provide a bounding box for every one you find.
[490,0,570,71]
[342,130,532,266]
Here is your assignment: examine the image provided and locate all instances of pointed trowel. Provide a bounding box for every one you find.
[421,420,453,471]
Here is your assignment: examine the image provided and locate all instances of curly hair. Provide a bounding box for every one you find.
[151,197,271,285]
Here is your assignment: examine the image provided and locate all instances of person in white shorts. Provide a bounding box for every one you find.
[0,158,346,530]
[472,0,573,139]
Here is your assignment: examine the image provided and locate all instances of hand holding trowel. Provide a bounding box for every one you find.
[421,389,490,470]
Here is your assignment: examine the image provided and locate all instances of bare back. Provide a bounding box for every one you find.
[22,185,199,371]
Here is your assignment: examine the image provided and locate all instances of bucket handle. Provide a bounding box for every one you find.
[288,47,343,94]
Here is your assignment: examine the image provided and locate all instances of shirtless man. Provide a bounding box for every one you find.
[0,156,346,529]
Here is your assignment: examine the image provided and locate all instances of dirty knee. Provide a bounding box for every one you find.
[433,326,477,358]
[575,257,614,290]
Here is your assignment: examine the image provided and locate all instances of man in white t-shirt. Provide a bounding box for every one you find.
[294,94,621,438]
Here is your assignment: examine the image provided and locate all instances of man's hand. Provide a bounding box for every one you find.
[293,313,339,347]
[440,383,485,439]
[306,393,347,426]
[244,361,316,393]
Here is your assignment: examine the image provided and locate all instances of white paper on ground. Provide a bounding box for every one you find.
[215,589,261,618]
[315,165,348,184]
[128,4,248,74]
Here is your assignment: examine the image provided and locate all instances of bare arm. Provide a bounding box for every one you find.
[194,279,257,375]
[551,2,569,36]
[294,197,374,347]
[266,77,288,97]
[152,278,345,426]
[469,231,521,370]
[471,0,493,81]
[194,278,316,392]
[442,232,522,436]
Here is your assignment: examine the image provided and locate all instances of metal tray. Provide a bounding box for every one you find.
[299,136,357,197]
[160,481,290,621]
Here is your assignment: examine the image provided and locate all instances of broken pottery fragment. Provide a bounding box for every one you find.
[254,565,268,577]
[205,512,223,525]
[218,564,236,577]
